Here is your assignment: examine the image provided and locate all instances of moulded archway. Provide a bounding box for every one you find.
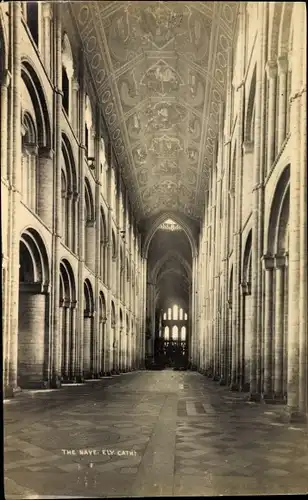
[18,228,50,388]
[83,278,95,378]
[59,259,76,381]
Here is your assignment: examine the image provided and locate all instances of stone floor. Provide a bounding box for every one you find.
[4,370,308,498]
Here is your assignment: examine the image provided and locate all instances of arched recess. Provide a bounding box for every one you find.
[266,165,290,399]
[99,291,107,375]
[18,228,50,388]
[242,230,252,390]
[126,313,130,371]
[111,230,117,294]
[244,66,256,146]
[142,212,197,259]
[278,4,293,141]
[83,278,95,378]
[110,301,118,372]
[228,146,236,248]
[59,259,76,381]
[84,177,95,270]
[227,265,233,383]
[61,134,78,252]
[120,246,125,301]
[62,32,74,119]
[119,308,124,371]
[21,60,52,225]
[100,208,107,283]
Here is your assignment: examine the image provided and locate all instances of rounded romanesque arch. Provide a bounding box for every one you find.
[265,165,290,400]
[18,228,50,388]
[84,178,95,270]
[83,278,95,378]
[100,207,108,283]
[61,134,78,252]
[59,259,76,381]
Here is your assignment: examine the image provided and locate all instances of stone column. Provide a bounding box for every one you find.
[1,70,11,180]
[72,78,79,134]
[277,55,288,150]
[286,2,307,422]
[6,2,22,396]
[273,255,285,401]
[262,255,274,399]
[42,3,51,77]
[37,147,54,229]
[70,301,77,380]
[83,313,92,378]
[266,60,278,172]
[249,2,266,401]
[76,50,86,384]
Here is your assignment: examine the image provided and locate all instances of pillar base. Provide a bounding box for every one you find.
[240,382,250,393]
[262,392,287,405]
[212,374,220,382]
[219,378,227,386]
[229,383,239,392]
[278,407,307,424]
[50,376,62,389]
[75,375,85,383]
[248,392,261,402]
[4,385,15,399]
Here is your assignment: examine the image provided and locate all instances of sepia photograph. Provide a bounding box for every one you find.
[1,1,307,498]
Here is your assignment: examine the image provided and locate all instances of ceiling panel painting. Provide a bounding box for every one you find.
[70,1,239,222]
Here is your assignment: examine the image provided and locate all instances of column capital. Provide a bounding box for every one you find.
[72,78,79,91]
[73,191,79,201]
[42,2,51,19]
[242,140,254,154]
[38,146,54,159]
[262,254,275,270]
[277,54,288,75]
[266,60,278,79]
[274,254,286,269]
[71,300,78,309]
[86,218,96,228]
[240,281,251,296]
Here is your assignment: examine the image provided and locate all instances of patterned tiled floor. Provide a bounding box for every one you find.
[4,370,308,497]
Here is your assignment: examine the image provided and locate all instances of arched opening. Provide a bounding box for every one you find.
[59,259,76,381]
[84,178,95,270]
[83,278,94,378]
[265,165,290,401]
[147,219,193,369]
[62,67,69,115]
[21,61,52,226]
[100,208,107,283]
[111,230,117,294]
[245,66,256,146]
[99,292,106,375]
[26,2,39,46]
[62,33,75,120]
[18,228,50,388]
[126,314,130,371]
[61,135,78,252]
[242,230,252,391]
[119,308,124,372]
[110,301,118,373]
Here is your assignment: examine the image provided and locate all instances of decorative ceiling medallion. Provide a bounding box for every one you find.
[158,218,182,231]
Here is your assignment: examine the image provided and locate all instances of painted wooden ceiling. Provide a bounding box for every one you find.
[70,1,238,222]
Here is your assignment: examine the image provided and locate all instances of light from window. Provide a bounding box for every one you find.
[184,312,188,320]
[168,307,172,320]
[172,325,178,340]
[164,326,170,340]
[180,326,186,341]
[173,304,178,320]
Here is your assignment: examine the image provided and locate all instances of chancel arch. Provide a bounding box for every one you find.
[18,228,50,388]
